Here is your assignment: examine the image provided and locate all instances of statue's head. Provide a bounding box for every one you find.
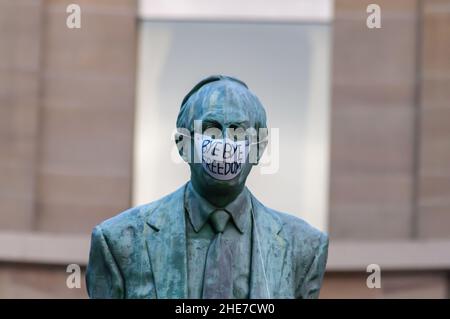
[175,75,268,197]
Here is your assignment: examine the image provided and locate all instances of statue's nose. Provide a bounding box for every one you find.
[222,128,230,140]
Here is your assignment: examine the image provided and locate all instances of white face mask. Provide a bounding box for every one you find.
[194,133,248,181]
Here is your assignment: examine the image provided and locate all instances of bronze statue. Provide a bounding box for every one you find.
[86,75,329,298]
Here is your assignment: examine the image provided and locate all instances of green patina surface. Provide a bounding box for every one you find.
[86,75,329,299]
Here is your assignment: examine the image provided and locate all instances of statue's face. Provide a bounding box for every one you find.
[188,98,256,196]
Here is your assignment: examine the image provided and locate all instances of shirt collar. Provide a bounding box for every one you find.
[184,182,251,234]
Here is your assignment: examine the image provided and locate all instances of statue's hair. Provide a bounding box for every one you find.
[176,75,267,131]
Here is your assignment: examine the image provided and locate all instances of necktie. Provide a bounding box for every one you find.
[202,209,233,298]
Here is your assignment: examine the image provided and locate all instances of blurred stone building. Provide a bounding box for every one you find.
[0,0,449,298]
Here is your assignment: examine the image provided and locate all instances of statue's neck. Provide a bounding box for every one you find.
[190,179,244,208]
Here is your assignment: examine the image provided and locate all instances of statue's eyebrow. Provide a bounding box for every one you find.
[200,112,251,128]
[226,120,250,129]
[201,118,223,129]
[202,117,220,124]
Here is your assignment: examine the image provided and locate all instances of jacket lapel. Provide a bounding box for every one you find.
[145,184,188,299]
[249,194,287,299]
[144,184,287,299]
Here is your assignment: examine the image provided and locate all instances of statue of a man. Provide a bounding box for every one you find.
[86,75,329,299]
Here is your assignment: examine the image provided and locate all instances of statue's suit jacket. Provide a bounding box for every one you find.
[86,183,329,299]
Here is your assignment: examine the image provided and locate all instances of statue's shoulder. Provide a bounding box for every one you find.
[253,195,328,247]
[269,206,329,258]
[94,185,185,237]
[279,210,326,240]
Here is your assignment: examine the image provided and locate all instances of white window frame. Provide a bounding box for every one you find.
[139,0,334,23]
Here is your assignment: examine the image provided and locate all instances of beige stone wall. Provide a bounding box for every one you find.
[0,263,87,298]
[0,0,42,231]
[418,0,450,239]
[0,0,136,234]
[325,0,450,298]
[322,272,449,299]
[329,0,418,240]
[0,0,136,298]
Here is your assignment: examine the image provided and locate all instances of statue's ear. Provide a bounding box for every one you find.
[174,131,191,163]
[249,128,268,165]
[256,138,268,164]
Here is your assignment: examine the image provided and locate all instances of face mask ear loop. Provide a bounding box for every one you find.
[251,207,271,299]
[175,132,194,141]
[247,138,268,146]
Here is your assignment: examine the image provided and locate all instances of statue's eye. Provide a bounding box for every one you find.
[203,121,222,139]
[227,125,246,141]
[203,121,221,130]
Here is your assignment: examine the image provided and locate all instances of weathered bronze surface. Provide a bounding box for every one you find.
[86,75,328,299]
